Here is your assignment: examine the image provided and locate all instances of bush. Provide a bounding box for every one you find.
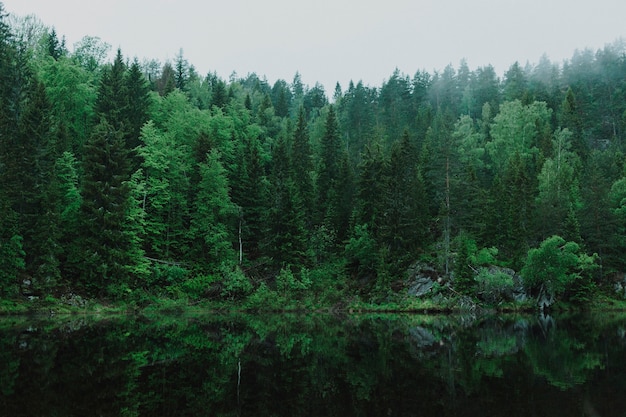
[276,267,312,296]
[246,282,281,310]
[180,274,218,299]
[220,264,252,300]
[150,264,189,287]
[475,268,514,304]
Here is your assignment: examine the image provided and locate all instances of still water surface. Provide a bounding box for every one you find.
[1,312,625,416]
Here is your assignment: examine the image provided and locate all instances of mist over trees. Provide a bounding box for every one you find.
[2,3,625,305]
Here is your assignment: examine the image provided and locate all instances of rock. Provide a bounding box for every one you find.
[614,274,626,299]
[61,293,87,308]
[409,326,436,348]
[407,262,440,298]
[408,277,435,297]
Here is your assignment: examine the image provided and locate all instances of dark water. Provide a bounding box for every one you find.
[1,312,625,417]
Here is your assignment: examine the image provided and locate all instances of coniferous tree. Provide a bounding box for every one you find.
[264,132,308,268]
[492,152,536,268]
[125,59,152,154]
[453,234,476,296]
[291,106,314,225]
[16,79,60,287]
[315,105,342,228]
[96,49,127,129]
[0,4,25,293]
[381,131,429,262]
[156,62,176,96]
[559,87,588,161]
[230,134,268,262]
[46,27,65,60]
[75,120,140,296]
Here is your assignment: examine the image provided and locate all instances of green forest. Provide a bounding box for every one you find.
[2,3,626,311]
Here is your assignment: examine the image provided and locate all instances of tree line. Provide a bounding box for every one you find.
[1,4,625,305]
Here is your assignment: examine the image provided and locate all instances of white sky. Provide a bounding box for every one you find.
[4,0,626,92]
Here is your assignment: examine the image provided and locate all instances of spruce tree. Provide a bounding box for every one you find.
[76,120,139,296]
[230,135,268,262]
[291,106,314,225]
[125,59,151,155]
[381,131,429,261]
[95,49,128,131]
[315,105,341,227]
[265,134,308,268]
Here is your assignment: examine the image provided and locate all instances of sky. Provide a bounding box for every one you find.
[4,0,626,92]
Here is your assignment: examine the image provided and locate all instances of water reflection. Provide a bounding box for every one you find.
[1,312,625,416]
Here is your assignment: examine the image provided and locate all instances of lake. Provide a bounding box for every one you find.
[1,311,625,416]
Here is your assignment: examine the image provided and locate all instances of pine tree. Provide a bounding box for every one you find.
[291,106,314,225]
[125,59,151,155]
[354,141,387,241]
[315,105,341,227]
[453,234,476,296]
[559,87,588,161]
[264,134,308,268]
[0,5,25,293]
[230,135,268,262]
[46,27,65,60]
[95,49,127,130]
[381,131,429,261]
[16,80,60,287]
[76,120,140,296]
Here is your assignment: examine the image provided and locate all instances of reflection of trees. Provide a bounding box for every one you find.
[0,313,625,416]
[525,314,603,390]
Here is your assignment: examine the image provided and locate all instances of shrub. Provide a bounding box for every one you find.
[220,264,252,300]
[475,268,514,304]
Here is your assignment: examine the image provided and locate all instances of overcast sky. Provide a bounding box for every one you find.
[4,0,626,92]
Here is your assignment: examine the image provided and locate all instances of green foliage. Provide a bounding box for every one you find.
[453,235,476,296]
[219,265,252,300]
[275,267,312,297]
[475,268,514,304]
[189,149,238,270]
[472,246,499,266]
[521,235,598,302]
[3,10,626,308]
[345,224,378,278]
[486,99,550,175]
[179,274,217,300]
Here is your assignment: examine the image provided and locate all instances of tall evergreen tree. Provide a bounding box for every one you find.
[16,80,60,287]
[0,4,25,293]
[381,131,429,261]
[125,59,152,154]
[265,134,308,268]
[75,120,141,296]
[315,105,342,227]
[354,141,387,241]
[291,106,314,225]
[559,87,588,161]
[95,49,127,129]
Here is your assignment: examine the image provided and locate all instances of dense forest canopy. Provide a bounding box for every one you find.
[1,3,625,306]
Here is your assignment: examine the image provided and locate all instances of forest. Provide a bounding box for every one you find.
[1,3,626,311]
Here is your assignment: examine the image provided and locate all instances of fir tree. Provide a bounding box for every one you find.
[291,106,314,225]
[315,105,342,228]
[76,120,140,296]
